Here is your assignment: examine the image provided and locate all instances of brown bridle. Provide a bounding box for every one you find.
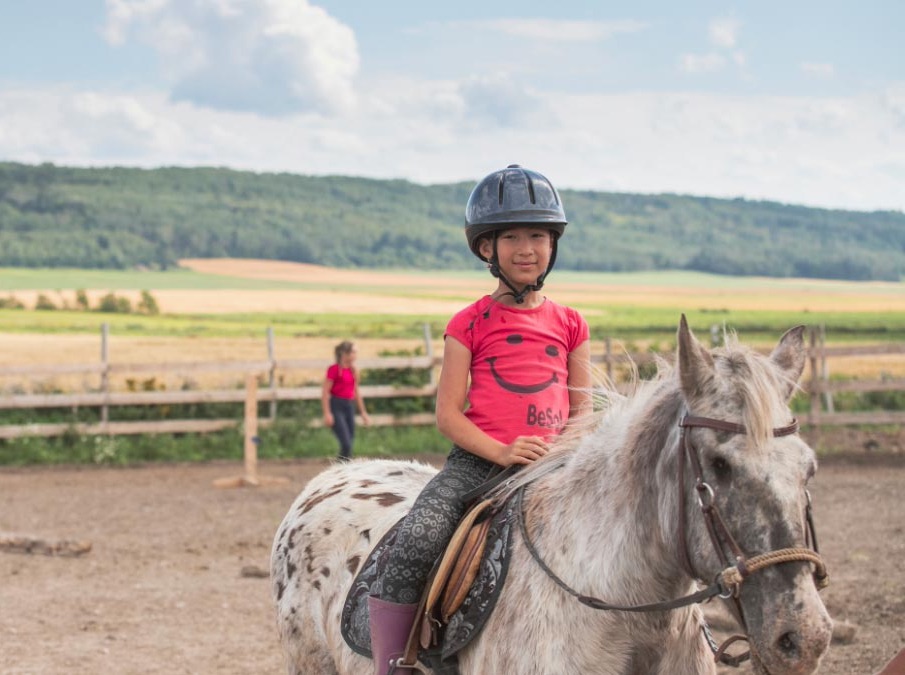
[677,413,829,665]
[518,412,829,667]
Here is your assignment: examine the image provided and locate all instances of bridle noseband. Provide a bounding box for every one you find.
[677,413,828,665]
[677,413,828,592]
[517,412,829,667]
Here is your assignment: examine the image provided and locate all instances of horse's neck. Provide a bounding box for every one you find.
[525,391,688,603]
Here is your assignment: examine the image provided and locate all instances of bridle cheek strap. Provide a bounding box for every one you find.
[677,413,829,665]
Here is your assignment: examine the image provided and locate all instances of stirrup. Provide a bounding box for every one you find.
[389,656,430,674]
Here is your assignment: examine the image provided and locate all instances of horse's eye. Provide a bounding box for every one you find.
[711,456,731,479]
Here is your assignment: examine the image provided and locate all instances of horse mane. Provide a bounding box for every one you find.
[491,354,672,503]
[491,333,793,503]
[710,331,796,446]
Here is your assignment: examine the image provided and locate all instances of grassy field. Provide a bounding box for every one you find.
[1,260,903,384]
[2,259,904,333]
[1,260,903,465]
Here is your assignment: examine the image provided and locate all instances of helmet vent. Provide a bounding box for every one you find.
[526,173,536,204]
[497,175,505,205]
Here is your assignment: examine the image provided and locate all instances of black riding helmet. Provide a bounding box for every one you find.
[465,164,567,303]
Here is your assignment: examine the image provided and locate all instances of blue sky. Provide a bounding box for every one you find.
[1,1,903,211]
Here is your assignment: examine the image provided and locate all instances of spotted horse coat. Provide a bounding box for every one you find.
[271,459,436,675]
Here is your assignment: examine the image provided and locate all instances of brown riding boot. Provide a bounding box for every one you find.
[367,596,417,675]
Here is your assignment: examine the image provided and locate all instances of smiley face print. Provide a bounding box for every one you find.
[485,333,560,394]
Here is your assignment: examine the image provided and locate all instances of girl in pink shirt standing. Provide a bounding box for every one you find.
[322,341,370,461]
[367,165,593,674]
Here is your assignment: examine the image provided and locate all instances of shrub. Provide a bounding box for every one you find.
[97,292,132,313]
[75,289,90,310]
[137,290,160,315]
[35,293,57,310]
[0,295,24,309]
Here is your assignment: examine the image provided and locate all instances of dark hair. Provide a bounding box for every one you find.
[334,340,354,364]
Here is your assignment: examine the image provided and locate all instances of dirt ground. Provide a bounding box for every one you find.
[1,448,903,675]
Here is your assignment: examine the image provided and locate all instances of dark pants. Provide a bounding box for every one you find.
[379,446,498,604]
[329,396,356,460]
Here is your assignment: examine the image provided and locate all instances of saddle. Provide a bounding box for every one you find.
[415,498,495,653]
[340,492,519,670]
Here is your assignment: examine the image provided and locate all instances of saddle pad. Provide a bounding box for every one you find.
[340,496,519,664]
[340,516,403,657]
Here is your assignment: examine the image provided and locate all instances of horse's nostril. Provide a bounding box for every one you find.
[777,631,799,657]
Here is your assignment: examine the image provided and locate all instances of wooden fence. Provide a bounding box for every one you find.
[0,326,903,441]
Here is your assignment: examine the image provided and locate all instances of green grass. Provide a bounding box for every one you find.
[2,264,903,347]
[2,305,904,342]
[3,265,903,293]
[0,421,448,466]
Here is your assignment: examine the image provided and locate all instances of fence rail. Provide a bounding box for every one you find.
[0,326,902,440]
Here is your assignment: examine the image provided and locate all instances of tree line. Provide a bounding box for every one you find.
[0,161,902,281]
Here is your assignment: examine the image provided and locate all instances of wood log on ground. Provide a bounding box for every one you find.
[0,532,92,557]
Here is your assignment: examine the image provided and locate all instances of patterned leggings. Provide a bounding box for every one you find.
[380,446,498,604]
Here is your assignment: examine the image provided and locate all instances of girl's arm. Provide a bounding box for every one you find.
[321,373,334,427]
[566,338,593,424]
[353,367,371,425]
[435,336,547,467]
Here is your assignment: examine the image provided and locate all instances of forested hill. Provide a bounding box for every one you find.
[1,162,902,281]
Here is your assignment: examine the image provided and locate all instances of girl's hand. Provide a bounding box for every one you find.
[361,412,372,426]
[324,413,334,428]
[499,435,549,466]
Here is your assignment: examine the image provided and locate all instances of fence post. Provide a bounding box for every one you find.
[820,324,834,414]
[244,374,259,482]
[422,323,435,386]
[267,326,277,421]
[808,328,820,426]
[604,337,613,383]
[213,373,287,489]
[100,323,109,427]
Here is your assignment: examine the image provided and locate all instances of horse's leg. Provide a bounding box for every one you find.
[276,598,340,675]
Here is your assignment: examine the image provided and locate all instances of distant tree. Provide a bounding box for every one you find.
[0,295,25,309]
[75,289,90,310]
[34,293,56,310]
[0,161,901,281]
[97,292,132,314]
[137,290,160,315]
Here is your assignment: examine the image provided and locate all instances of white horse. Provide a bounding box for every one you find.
[271,317,832,674]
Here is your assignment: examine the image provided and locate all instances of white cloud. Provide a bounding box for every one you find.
[456,75,553,128]
[470,18,647,42]
[679,52,727,73]
[101,0,359,116]
[880,82,905,131]
[709,18,740,48]
[679,17,745,76]
[800,62,836,79]
[1,79,903,212]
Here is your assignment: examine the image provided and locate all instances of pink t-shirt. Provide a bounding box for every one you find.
[326,364,356,400]
[444,295,589,445]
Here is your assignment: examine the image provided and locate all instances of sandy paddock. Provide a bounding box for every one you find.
[0,447,903,675]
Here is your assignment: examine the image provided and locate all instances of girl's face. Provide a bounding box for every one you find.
[340,346,357,366]
[479,227,553,285]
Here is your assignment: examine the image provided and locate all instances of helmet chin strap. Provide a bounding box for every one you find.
[488,234,559,305]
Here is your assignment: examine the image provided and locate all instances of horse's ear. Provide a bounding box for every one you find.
[677,314,715,403]
[771,325,807,400]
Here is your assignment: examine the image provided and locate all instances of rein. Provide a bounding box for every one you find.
[516,412,829,668]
